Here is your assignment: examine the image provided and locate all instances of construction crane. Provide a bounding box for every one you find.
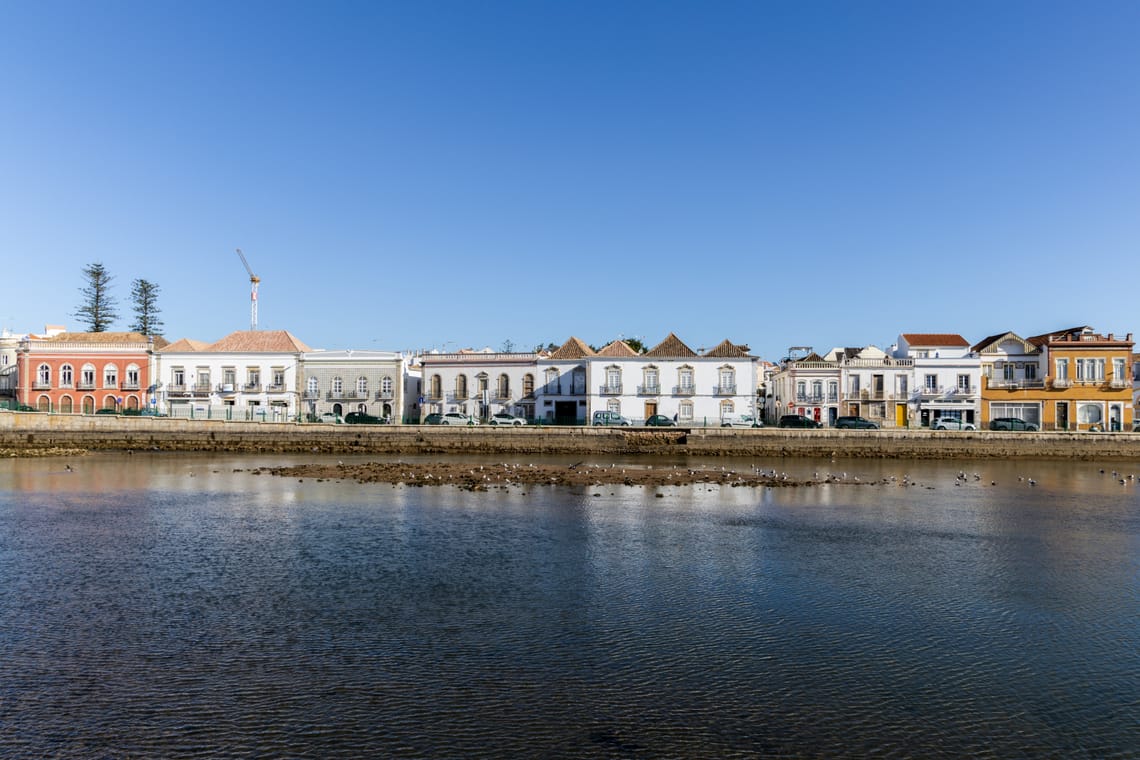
[235,248,260,330]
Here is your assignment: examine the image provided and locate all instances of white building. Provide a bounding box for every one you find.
[768,350,839,426]
[893,333,981,427]
[585,333,757,425]
[829,345,914,428]
[535,337,592,424]
[156,330,310,421]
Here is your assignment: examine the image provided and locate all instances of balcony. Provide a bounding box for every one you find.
[32,381,52,390]
[493,391,511,402]
[303,390,320,400]
[77,381,96,391]
[121,381,140,391]
[266,383,286,393]
[425,390,443,401]
[600,384,622,395]
[242,383,262,393]
[375,389,395,400]
[1109,378,1129,389]
[217,384,238,394]
[327,390,366,400]
[796,394,825,404]
[167,383,188,394]
[1051,378,1071,389]
[637,384,661,396]
[950,386,977,396]
[672,385,695,396]
[103,381,119,390]
[713,384,737,396]
[193,384,212,395]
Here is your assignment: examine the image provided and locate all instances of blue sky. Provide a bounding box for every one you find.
[3,1,1139,361]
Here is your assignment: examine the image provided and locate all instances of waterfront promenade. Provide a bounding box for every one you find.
[3,411,1140,460]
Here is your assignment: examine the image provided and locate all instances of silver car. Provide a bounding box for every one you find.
[933,416,976,431]
[441,412,477,426]
[489,413,527,426]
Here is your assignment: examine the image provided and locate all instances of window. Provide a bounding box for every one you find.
[332,376,344,395]
[60,364,74,387]
[811,380,822,400]
[172,367,185,387]
[498,373,509,398]
[720,400,734,417]
[456,374,468,398]
[104,364,118,388]
[896,376,907,396]
[957,374,970,392]
[679,400,693,420]
[272,368,286,389]
[678,366,694,392]
[223,367,236,388]
[246,368,261,388]
[572,368,586,394]
[796,381,806,399]
[1003,363,1015,380]
[80,364,95,388]
[197,369,210,390]
[126,365,140,388]
[643,365,659,392]
[476,373,488,394]
[1076,358,1104,381]
[545,368,559,394]
[924,374,937,392]
[430,374,442,398]
[1024,364,1037,380]
[1055,358,1068,380]
[381,375,393,396]
[719,367,735,392]
[607,398,620,414]
[1078,403,1103,424]
[849,375,860,395]
[307,376,319,394]
[1112,358,1126,380]
[828,380,839,401]
[357,376,368,395]
[522,374,534,397]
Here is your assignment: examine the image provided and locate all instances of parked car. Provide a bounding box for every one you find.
[645,414,676,427]
[835,416,879,429]
[989,417,1038,431]
[489,413,527,426]
[592,411,632,426]
[15,404,38,412]
[721,414,762,428]
[779,414,821,429]
[345,411,386,424]
[441,412,477,426]
[94,408,120,415]
[315,412,342,424]
[423,413,444,425]
[932,416,976,431]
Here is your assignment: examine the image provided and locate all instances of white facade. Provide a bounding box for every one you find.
[155,331,309,421]
[894,334,981,427]
[830,345,914,428]
[420,350,540,422]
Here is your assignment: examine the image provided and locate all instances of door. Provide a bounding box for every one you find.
[1056,402,1068,431]
[554,401,577,424]
[895,403,907,428]
[645,401,657,419]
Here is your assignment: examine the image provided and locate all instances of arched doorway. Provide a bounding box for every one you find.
[59,396,73,414]
[82,396,95,414]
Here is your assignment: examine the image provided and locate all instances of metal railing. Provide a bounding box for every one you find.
[637,384,661,395]
[600,384,622,395]
[672,385,695,396]
[714,385,737,396]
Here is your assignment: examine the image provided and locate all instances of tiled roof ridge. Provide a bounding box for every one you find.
[205,330,312,353]
[644,332,697,358]
[548,336,596,360]
[900,333,969,347]
[703,338,750,358]
[596,340,639,357]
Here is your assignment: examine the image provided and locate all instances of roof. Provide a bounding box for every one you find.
[644,333,698,358]
[596,340,639,357]
[205,330,311,353]
[702,339,751,358]
[548,336,595,360]
[40,331,168,348]
[900,333,969,348]
[160,338,210,353]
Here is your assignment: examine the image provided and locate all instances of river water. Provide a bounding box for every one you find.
[1,452,1138,758]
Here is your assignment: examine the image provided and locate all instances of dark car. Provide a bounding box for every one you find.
[835,416,879,430]
[989,417,1038,431]
[779,414,821,429]
[423,413,444,425]
[645,414,676,427]
[345,411,386,425]
[14,404,37,412]
[94,408,120,415]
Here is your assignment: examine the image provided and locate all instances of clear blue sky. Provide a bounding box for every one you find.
[3,1,1139,360]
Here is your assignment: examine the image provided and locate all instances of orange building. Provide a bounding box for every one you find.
[975,326,1132,431]
[16,331,167,413]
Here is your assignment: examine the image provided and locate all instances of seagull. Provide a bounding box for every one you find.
[64,464,73,472]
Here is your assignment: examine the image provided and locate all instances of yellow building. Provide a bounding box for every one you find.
[975,326,1133,431]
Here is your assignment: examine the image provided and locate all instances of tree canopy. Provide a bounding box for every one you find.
[73,262,119,332]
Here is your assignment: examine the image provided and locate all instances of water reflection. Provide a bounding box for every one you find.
[0,453,1137,758]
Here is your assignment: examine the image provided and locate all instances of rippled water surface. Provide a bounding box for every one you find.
[1,453,1138,758]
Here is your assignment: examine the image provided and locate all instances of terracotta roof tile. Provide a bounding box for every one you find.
[44,331,168,348]
[596,340,639,357]
[548,336,596,360]
[702,339,751,358]
[900,333,969,347]
[160,338,210,353]
[644,333,697,358]
[205,330,311,353]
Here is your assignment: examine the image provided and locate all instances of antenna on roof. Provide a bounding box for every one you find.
[235,248,260,330]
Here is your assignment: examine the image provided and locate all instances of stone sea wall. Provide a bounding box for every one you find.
[3,411,1140,459]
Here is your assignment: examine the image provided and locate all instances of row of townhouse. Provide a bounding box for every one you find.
[3,322,1135,430]
[420,333,758,425]
[767,328,1135,431]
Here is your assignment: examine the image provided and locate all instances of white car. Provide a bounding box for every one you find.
[441,412,477,426]
[933,416,976,431]
[721,414,763,428]
[489,413,527,426]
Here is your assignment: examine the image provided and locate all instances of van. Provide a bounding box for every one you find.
[721,414,763,428]
[592,411,632,426]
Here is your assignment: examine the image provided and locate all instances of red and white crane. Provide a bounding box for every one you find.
[235,248,260,331]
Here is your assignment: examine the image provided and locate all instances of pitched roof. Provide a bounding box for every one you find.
[205,330,311,353]
[44,331,168,348]
[702,339,751,358]
[900,333,969,348]
[1026,326,1092,346]
[160,338,210,353]
[548,336,595,360]
[644,332,697,358]
[596,340,639,357]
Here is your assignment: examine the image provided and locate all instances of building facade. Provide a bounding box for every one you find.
[894,333,981,427]
[420,349,541,422]
[300,350,406,422]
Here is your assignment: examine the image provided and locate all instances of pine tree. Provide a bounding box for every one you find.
[74,262,119,332]
[129,279,164,336]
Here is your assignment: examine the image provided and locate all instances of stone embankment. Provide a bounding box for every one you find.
[3,411,1139,460]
